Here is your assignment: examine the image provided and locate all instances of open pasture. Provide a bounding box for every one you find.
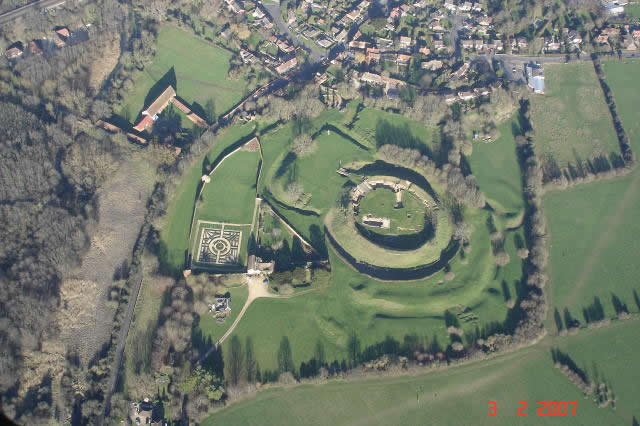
[120,25,249,122]
[529,63,619,169]
[601,59,640,153]
[207,318,640,426]
[544,167,640,330]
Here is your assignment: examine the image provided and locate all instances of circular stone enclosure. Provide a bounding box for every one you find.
[326,174,455,271]
[356,186,434,250]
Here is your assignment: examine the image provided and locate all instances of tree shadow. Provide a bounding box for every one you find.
[634,289,640,312]
[514,233,524,250]
[375,119,433,159]
[553,308,564,333]
[582,296,605,324]
[563,307,580,329]
[611,293,628,315]
[142,67,177,115]
[500,280,511,302]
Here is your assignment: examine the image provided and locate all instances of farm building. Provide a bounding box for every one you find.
[525,63,545,94]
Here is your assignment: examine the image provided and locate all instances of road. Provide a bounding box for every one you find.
[0,0,68,25]
[262,2,324,63]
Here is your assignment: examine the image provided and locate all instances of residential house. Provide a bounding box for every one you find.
[5,46,23,59]
[544,37,561,52]
[366,47,380,63]
[400,4,412,15]
[53,27,70,48]
[29,40,44,55]
[478,16,492,26]
[461,39,475,50]
[335,29,349,42]
[459,2,472,11]
[444,1,457,11]
[349,40,368,50]
[130,399,162,426]
[396,54,411,65]
[399,36,412,49]
[451,62,470,79]
[318,37,333,48]
[252,7,265,19]
[622,36,637,50]
[419,46,431,55]
[432,40,446,51]
[421,59,443,70]
[314,72,328,85]
[458,91,477,101]
[567,30,582,45]
[276,57,298,75]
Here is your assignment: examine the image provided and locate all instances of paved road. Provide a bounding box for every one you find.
[0,0,68,25]
[262,2,324,63]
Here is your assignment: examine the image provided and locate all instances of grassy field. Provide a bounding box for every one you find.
[196,284,249,343]
[120,26,249,121]
[529,63,619,168]
[626,4,640,18]
[601,59,640,153]
[544,167,640,330]
[207,318,640,426]
[274,129,372,212]
[221,206,524,371]
[157,123,255,275]
[351,108,438,155]
[468,117,524,216]
[197,150,260,225]
[357,188,426,235]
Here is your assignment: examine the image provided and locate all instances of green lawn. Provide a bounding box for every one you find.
[196,284,249,343]
[529,62,619,168]
[157,123,255,275]
[197,150,261,225]
[207,318,640,426]
[601,59,640,153]
[274,129,372,212]
[222,206,523,371]
[120,25,250,121]
[468,117,525,216]
[626,4,640,19]
[352,108,438,156]
[544,167,640,330]
[357,188,426,235]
